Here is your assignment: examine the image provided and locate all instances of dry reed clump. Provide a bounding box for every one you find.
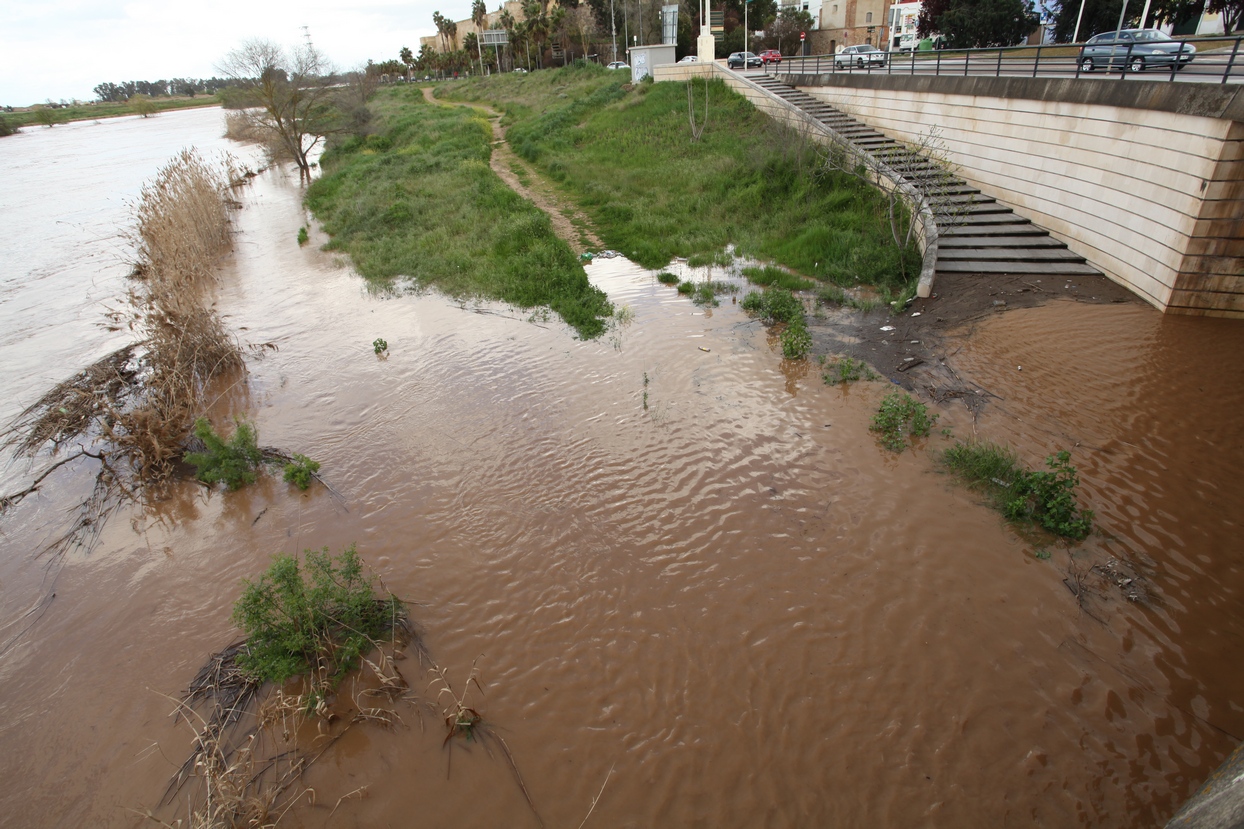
[2,149,244,488]
[155,627,418,829]
[223,110,270,145]
[132,148,235,303]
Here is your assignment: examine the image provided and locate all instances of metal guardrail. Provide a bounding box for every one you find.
[762,34,1244,85]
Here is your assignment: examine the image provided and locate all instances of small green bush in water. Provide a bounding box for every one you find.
[824,356,878,385]
[741,286,803,326]
[871,392,937,452]
[185,418,263,490]
[656,271,679,285]
[742,286,810,359]
[297,226,309,246]
[283,454,321,490]
[232,545,404,706]
[942,442,1094,541]
[373,337,388,354]
[1004,451,1094,540]
[780,320,812,360]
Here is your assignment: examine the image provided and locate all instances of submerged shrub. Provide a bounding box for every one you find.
[1004,451,1094,540]
[232,545,404,705]
[741,286,803,326]
[871,392,937,452]
[185,417,263,490]
[942,442,1094,541]
[824,356,877,385]
[742,286,811,359]
[780,319,812,360]
[656,271,679,285]
[282,454,321,490]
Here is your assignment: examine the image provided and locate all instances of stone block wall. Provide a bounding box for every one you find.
[786,74,1244,316]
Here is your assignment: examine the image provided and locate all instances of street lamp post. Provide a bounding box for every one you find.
[1072,0,1087,43]
[741,0,751,59]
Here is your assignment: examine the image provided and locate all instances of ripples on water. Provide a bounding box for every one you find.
[0,108,1242,828]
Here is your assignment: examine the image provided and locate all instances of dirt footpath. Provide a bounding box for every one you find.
[422,86,602,254]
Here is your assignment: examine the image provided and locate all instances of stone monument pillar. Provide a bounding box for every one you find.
[697,33,716,63]
[697,0,716,63]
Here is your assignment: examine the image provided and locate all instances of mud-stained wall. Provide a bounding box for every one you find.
[781,74,1244,318]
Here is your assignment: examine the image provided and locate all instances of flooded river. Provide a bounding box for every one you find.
[1,107,1242,828]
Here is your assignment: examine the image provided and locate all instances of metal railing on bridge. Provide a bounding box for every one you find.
[761,33,1244,85]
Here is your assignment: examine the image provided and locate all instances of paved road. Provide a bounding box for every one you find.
[763,53,1244,85]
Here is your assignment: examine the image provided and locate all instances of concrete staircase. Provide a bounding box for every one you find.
[748,73,1100,280]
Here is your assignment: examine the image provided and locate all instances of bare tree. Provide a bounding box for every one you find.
[568,5,598,56]
[218,39,340,184]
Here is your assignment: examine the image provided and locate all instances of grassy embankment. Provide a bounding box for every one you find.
[440,63,920,297]
[306,84,612,338]
[1,96,220,130]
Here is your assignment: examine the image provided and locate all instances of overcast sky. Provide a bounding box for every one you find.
[1,0,447,106]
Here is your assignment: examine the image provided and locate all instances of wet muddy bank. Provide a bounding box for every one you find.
[1,107,1243,828]
[810,269,1143,413]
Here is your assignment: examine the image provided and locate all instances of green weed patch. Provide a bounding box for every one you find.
[871,392,937,451]
[232,545,404,709]
[943,442,1094,540]
[823,356,878,385]
[741,286,811,360]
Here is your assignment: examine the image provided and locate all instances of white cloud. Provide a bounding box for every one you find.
[0,0,441,105]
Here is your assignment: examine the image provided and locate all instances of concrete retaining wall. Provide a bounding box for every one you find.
[783,74,1244,317]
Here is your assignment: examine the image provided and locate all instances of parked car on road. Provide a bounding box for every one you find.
[727,51,763,69]
[607,61,630,70]
[835,44,888,69]
[760,49,782,64]
[677,55,699,63]
[1078,29,1195,72]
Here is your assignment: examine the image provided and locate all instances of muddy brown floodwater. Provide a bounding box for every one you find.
[1,107,1243,828]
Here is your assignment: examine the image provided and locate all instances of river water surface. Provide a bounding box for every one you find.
[1,107,1242,828]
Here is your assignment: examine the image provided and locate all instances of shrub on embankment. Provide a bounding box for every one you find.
[440,64,920,292]
[305,85,612,339]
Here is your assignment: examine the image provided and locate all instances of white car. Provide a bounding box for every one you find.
[607,61,630,70]
[835,44,888,69]
[678,55,699,63]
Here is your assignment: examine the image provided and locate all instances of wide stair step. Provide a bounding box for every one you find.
[936,260,1099,275]
[747,74,1104,285]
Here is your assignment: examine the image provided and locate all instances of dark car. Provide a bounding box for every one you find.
[727,51,763,69]
[1079,29,1195,73]
[835,44,888,69]
[760,49,782,64]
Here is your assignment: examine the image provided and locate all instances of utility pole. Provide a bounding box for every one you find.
[611,0,618,60]
[1072,0,1087,42]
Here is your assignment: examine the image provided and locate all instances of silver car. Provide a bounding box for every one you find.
[835,44,888,69]
[1079,29,1196,73]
